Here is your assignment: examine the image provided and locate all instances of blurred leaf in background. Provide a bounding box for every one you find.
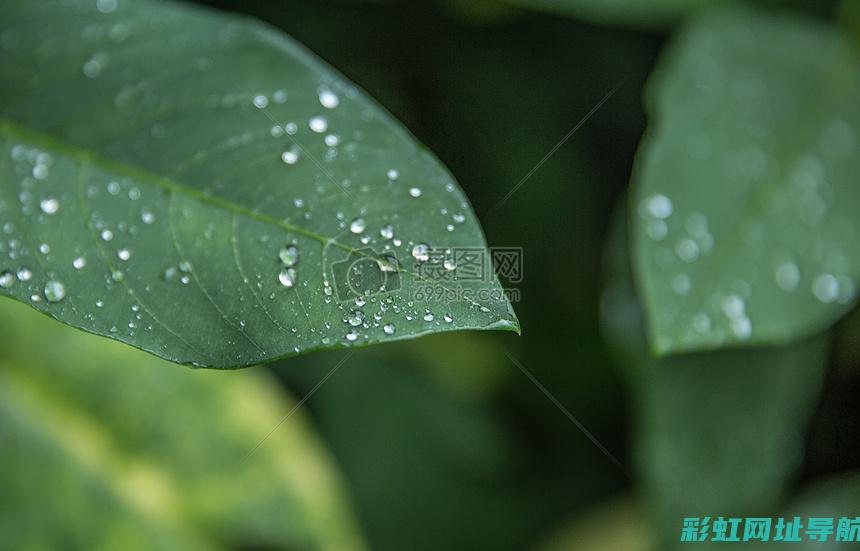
[603,206,830,549]
[0,300,364,550]
[631,5,860,355]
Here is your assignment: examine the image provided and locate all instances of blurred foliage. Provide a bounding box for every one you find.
[3,0,860,549]
[631,4,860,355]
[602,207,830,549]
[0,300,364,550]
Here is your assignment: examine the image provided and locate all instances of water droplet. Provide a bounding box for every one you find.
[692,312,711,333]
[380,224,394,240]
[675,238,699,262]
[16,267,32,282]
[642,194,673,219]
[117,249,131,261]
[273,89,287,103]
[345,330,358,342]
[32,164,48,180]
[443,258,456,271]
[107,181,120,195]
[423,312,435,322]
[412,243,430,262]
[347,310,365,327]
[39,243,50,255]
[452,213,465,224]
[349,217,366,234]
[73,257,87,270]
[101,229,114,241]
[319,89,340,109]
[309,116,328,133]
[141,209,155,224]
[96,0,117,14]
[774,261,800,292]
[324,134,339,147]
[721,295,745,318]
[387,169,399,180]
[112,269,124,282]
[671,273,691,295]
[383,323,396,335]
[82,52,108,78]
[409,187,422,198]
[40,197,59,215]
[730,316,752,339]
[812,273,839,303]
[252,94,268,109]
[443,313,453,323]
[278,267,297,288]
[647,220,668,241]
[281,146,300,165]
[279,245,299,267]
[44,280,66,303]
[0,270,14,288]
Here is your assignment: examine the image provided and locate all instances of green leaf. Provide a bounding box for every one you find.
[498,0,715,28]
[631,6,860,355]
[0,0,518,368]
[0,299,365,550]
[602,203,829,550]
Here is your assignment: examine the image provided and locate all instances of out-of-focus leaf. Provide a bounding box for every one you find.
[497,0,715,28]
[729,471,860,550]
[602,204,830,550]
[0,300,365,550]
[631,6,860,355]
[0,0,517,369]
[275,345,546,551]
[536,499,651,551]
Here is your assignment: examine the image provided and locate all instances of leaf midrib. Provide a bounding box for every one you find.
[0,117,359,251]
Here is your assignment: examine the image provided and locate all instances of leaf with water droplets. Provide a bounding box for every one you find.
[0,0,518,368]
[0,299,365,549]
[631,6,860,355]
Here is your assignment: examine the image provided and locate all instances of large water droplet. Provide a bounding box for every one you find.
[380,224,394,240]
[40,197,59,215]
[319,89,340,109]
[642,194,673,219]
[412,243,430,262]
[350,217,366,234]
[774,261,800,292]
[0,270,14,288]
[281,146,300,165]
[409,187,422,198]
[44,280,66,303]
[812,273,839,303]
[383,323,396,335]
[73,257,87,270]
[278,267,297,288]
[252,94,268,109]
[16,267,32,282]
[347,310,365,327]
[309,116,328,133]
[279,245,299,267]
